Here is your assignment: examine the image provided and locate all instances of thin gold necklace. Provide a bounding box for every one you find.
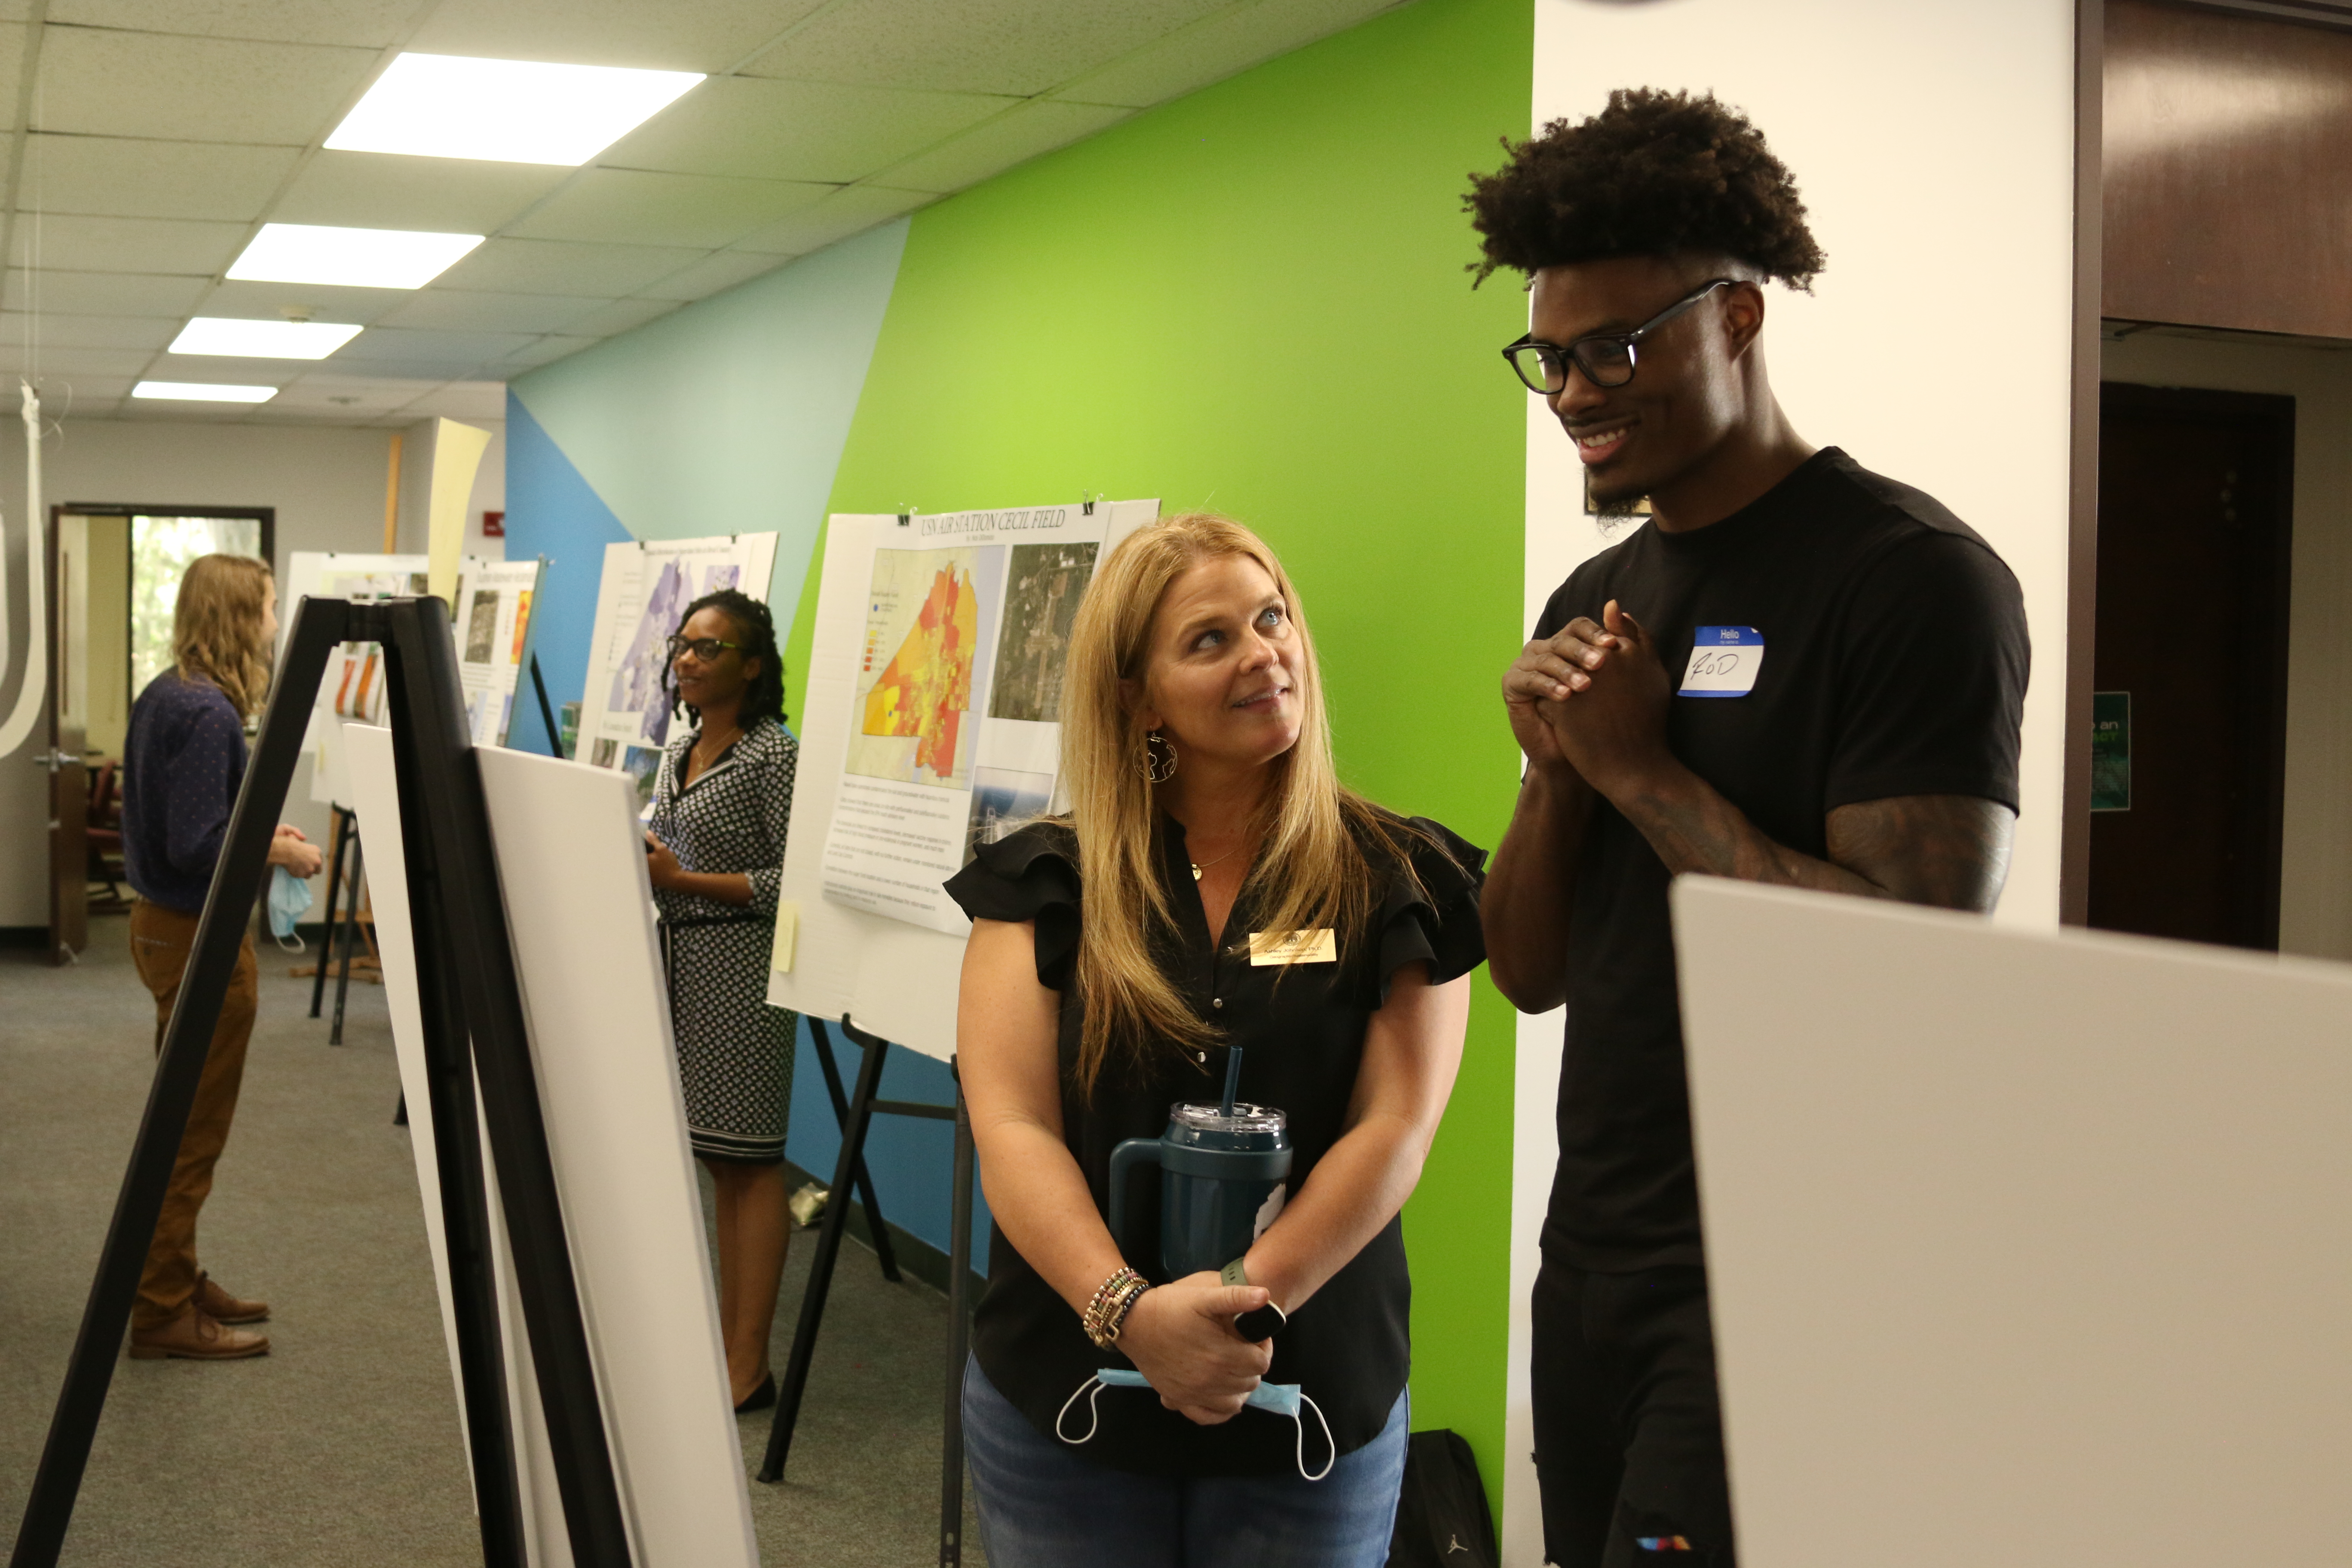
[1189,842,1245,882]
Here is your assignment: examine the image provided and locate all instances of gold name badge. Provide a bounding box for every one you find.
[1248,928,1337,966]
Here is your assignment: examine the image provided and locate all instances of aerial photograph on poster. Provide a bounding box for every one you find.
[988,542,1097,723]
[846,546,996,790]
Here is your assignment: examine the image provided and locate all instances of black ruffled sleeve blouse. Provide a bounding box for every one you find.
[943,811,1487,1477]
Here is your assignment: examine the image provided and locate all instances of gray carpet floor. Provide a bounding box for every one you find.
[0,911,985,1567]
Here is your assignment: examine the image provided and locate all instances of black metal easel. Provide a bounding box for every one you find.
[10,597,634,1568]
[304,803,371,1045]
[760,1017,979,1566]
[307,805,351,1018]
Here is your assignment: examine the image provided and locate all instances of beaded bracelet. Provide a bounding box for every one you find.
[1082,1267,1148,1349]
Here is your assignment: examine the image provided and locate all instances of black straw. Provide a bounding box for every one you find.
[1220,1046,1243,1118]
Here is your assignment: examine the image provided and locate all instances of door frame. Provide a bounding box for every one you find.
[2093,379,2297,949]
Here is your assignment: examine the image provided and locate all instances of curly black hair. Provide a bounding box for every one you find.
[1465,88,1825,291]
[665,586,787,729]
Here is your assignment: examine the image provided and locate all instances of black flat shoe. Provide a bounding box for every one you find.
[734,1373,776,1414]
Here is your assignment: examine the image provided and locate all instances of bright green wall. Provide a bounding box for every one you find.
[812,0,1531,1501]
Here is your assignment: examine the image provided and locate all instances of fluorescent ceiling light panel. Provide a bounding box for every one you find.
[327,52,704,165]
[227,224,484,290]
[169,318,364,359]
[133,381,279,404]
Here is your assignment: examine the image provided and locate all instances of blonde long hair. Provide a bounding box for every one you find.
[173,554,275,717]
[1061,512,1421,1094]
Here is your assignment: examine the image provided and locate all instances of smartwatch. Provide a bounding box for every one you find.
[1221,1257,1288,1341]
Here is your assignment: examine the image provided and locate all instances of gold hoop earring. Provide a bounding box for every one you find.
[1140,730,1178,784]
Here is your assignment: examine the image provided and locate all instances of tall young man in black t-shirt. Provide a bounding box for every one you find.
[1467,91,2030,1566]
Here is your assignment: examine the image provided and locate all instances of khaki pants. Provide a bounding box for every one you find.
[127,900,258,1329]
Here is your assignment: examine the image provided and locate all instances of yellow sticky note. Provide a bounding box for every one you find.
[1248,928,1336,966]
[769,901,799,974]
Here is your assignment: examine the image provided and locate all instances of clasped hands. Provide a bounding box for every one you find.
[1115,1270,1274,1426]
[1503,598,1675,798]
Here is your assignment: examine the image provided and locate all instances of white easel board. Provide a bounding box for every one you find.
[346,726,757,1568]
[766,499,1156,1058]
[576,533,778,796]
[1672,877,2352,1568]
[282,551,429,806]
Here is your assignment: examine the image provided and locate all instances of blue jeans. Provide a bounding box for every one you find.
[962,1356,1408,1568]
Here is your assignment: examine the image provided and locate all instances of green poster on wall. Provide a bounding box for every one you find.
[2092,691,2131,812]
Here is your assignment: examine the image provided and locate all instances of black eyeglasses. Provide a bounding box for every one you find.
[667,635,742,662]
[1501,279,1735,395]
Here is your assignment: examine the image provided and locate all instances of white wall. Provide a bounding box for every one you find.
[0,415,505,929]
[2103,331,2352,962]
[1508,3,2082,1559]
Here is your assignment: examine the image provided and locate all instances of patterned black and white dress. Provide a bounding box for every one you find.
[648,716,798,1164]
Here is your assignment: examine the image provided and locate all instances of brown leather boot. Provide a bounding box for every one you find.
[195,1272,268,1324]
[128,1304,269,1361]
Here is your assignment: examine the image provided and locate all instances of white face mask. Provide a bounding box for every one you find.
[1054,1369,1335,1482]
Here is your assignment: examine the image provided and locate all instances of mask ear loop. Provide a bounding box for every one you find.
[1296,1392,1335,1482]
[1055,1375,1110,1445]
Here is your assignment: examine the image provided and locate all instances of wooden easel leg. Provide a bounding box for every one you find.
[308,807,349,1019]
[330,830,364,1045]
[809,1018,902,1283]
[761,1026,888,1483]
[939,1071,976,1567]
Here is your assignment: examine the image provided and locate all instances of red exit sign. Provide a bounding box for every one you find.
[483,509,505,537]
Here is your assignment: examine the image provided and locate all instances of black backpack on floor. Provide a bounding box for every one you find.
[1387,1428,1499,1567]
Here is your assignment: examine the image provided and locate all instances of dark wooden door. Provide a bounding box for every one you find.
[48,510,89,964]
[2089,383,2293,950]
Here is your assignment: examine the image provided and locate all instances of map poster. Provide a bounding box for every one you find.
[452,557,546,748]
[281,550,432,806]
[820,504,1130,934]
[576,533,779,787]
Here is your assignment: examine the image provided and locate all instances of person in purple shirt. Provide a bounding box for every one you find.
[119,554,321,1361]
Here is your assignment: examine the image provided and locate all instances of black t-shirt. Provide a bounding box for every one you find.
[942,811,1486,1476]
[1534,447,2028,1271]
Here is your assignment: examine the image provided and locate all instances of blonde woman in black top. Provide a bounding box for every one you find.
[946,513,1485,1565]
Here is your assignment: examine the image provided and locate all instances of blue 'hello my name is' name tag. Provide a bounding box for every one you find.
[1678,626,1763,698]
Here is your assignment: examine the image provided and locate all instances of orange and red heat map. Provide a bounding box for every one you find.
[860,562,979,783]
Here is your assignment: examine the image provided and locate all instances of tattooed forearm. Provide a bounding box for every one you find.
[1616,766,2015,912]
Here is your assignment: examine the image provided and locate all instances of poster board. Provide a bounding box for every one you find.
[576,533,778,804]
[767,500,1156,1059]
[1672,877,2352,1568]
[347,725,758,1568]
[281,551,430,807]
[453,557,547,747]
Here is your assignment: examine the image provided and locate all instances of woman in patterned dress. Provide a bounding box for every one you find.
[643,587,799,1412]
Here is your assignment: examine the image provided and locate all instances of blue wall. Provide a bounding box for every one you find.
[500,396,631,756]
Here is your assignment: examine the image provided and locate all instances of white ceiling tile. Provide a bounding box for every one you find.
[0,28,24,130]
[558,295,682,334]
[631,248,789,301]
[874,100,1132,193]
[34,28,378,145]
[22,133,300,223]
[46,0,414,46]
[727,184,928,256]
[0,310,177,350]
[0,345,154,377]
[197,278,414,325]
[400,382,509,420]
[508,168,829,249]
[120,399,256,420]
[1,269,209,316]
[272,151,570,234]
[269,374,443,410]
[407,0,831,72]
[42,374,136,401]
[153,351,319,380]
[432,237,708,297]
[6,214,245,274]
[375,289,600,334]
[599,76,1014,184]
[316,355,498,381]
[741,0,1231,95]
[0,5,30,23]
[335,327,537,364]
[1052,0,1404,108]
[498,335,599,370]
